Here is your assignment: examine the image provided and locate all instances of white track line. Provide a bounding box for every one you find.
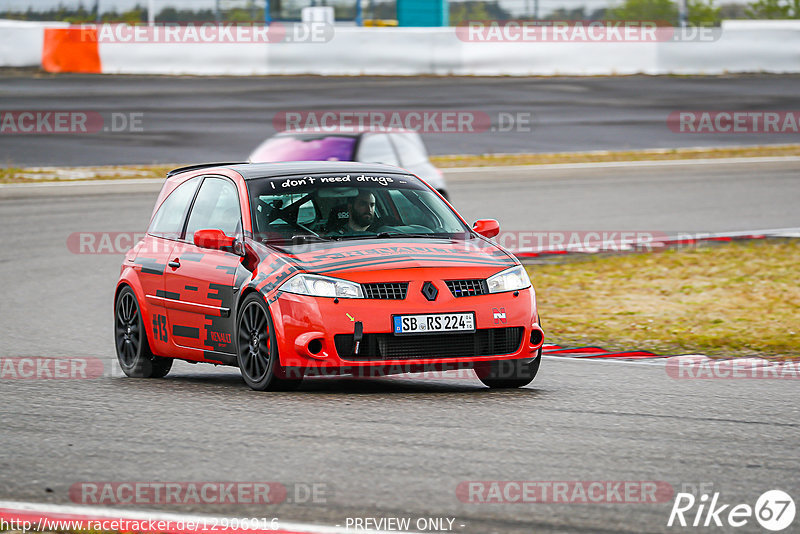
[445,155,800,174]
[2,155,797,190]
[0,501,416,534]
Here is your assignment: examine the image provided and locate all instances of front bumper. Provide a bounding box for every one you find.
[268,285,542,372]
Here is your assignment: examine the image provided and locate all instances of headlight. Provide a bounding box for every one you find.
[487,265,531,293]
[279,274,364,298]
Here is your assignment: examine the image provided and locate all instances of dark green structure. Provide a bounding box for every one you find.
[397,0,449,26]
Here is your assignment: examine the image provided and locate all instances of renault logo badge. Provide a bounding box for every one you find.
[421,281,438,301]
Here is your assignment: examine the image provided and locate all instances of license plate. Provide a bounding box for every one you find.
[392,313,475,335]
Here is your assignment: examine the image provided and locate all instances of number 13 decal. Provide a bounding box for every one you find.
[152,314,168,342]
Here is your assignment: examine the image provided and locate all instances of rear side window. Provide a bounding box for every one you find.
[148,177,201,240]
[251,135,357,162]
[185,177,241,242]
[356,134,400,166]
[390,132,428,167]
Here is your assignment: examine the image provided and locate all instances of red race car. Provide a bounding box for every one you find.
[115,162,544,391]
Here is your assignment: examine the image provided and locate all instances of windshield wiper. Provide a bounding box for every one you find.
[290,234,334,243]
[375,232,438,239]
[324,232,446,242]
[261,234,334,245]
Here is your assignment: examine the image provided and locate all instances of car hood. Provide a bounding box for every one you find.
[257,237,517,280]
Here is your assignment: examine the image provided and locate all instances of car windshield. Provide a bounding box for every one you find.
[251,134,357,162]
[247,173,469,243]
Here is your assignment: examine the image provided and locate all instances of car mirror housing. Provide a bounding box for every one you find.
[472,219,500,239]
[193,228,238,253]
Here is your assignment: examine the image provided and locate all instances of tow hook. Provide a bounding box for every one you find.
[353,321,364,355]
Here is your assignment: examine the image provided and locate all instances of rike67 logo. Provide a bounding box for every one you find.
[668,490,795,531]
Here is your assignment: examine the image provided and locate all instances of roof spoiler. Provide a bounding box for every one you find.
[166,162,247,178]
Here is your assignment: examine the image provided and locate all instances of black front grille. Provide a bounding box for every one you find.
[335,327,524,361]
[446,279,488,298]
[362,282,408,300]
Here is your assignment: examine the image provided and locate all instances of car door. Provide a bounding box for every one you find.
[164,176,243,362]
[136,176,201,357]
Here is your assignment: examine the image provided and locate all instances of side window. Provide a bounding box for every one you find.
[390,133,428,167]
[297,200,317,225]
[185,177,241,242]
[356,134,400,166]
[388,189,429,227]
[148,177,201,240]
[256,193,316,231]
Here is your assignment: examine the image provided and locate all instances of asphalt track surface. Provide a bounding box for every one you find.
[1,161,798,533]
[2,72,800,167]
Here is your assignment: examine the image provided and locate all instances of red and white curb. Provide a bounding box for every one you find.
[0,501,415,534]
[543,344,659,360]
[545,348,800,378]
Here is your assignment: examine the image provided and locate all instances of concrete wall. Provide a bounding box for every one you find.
[5,19,800,76]
[0,20,68,67]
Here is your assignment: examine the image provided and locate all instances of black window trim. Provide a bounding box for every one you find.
[146,175,202,244]
[180,174,244,246]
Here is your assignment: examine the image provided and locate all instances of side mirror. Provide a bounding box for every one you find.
[472,219,500,239]
[193,229,240,254]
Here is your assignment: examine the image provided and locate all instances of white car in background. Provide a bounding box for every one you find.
[248,128,449,199]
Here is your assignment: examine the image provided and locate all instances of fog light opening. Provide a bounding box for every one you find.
[308,339,323,355]
[530,329,544,347]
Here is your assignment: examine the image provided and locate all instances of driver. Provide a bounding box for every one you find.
[345,189,377,233]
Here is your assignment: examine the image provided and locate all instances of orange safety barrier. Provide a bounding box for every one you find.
[42,27,101,73]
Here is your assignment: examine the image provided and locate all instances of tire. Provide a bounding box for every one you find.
[475,350,541,389]
[114,286,173,378]
[236,293,304,392]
